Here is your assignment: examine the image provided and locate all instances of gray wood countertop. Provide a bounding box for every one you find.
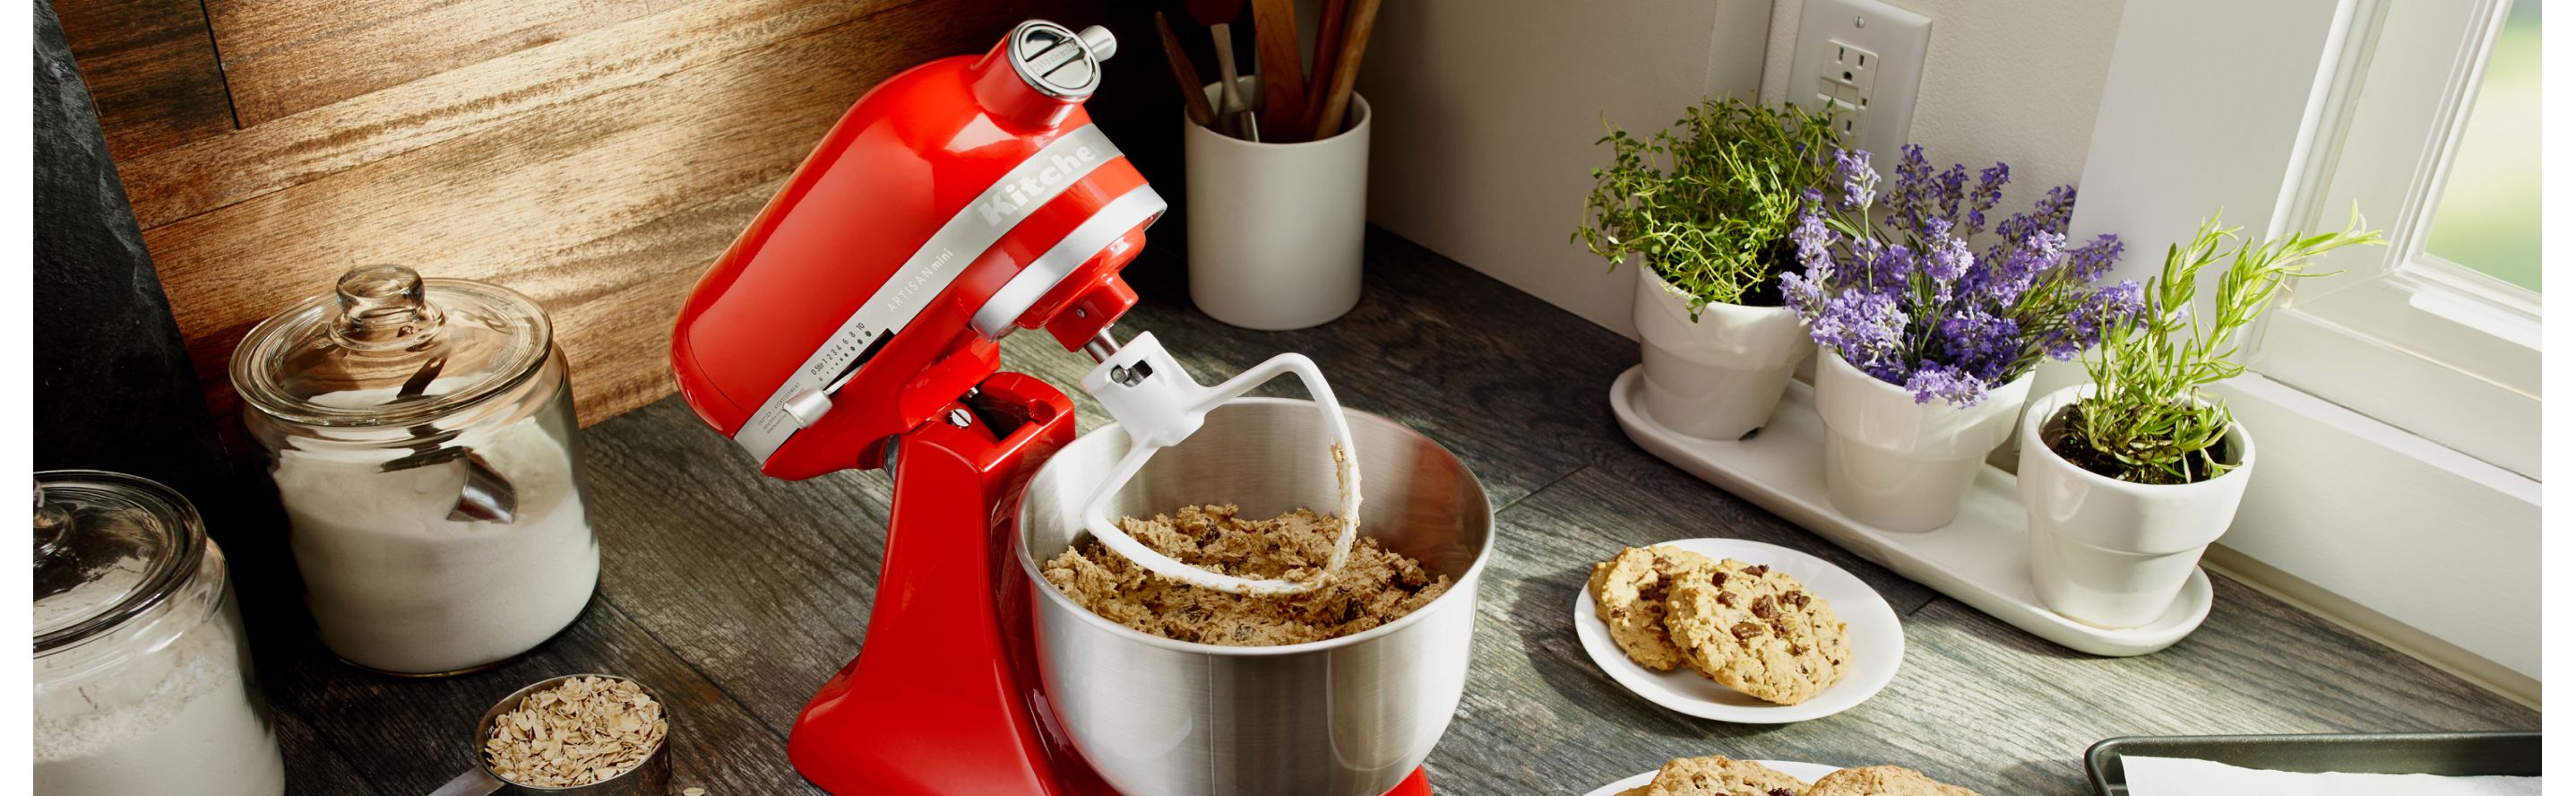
[247,231,2537,794]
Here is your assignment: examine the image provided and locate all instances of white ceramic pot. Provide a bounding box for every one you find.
[1185,76,1370,330]
[1813,351,2032,532]
[2020,384,2253,628]
[1631,267,1811,440]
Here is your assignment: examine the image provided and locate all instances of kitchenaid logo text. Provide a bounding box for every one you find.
[978,145,1100,226]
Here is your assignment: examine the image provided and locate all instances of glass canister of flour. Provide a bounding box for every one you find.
[232,265,599,676]
[35,471,287,796]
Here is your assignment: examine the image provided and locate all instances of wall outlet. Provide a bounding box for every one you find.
[1787,0,1929,169]
[1814,40,1880,139]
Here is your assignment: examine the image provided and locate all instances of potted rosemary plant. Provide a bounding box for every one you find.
[1784,145,2137,532]
[2020,210,2381,627]
[1576,99,1837,440]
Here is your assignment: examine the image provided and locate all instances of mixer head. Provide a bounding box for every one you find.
[668,18,1361,594]
[670,20,1159,480]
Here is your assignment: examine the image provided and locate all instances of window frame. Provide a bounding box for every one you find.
[2063,0,2540,689]
[2247,0,2539,478]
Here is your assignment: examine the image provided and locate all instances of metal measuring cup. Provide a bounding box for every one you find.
[427,674,673,796]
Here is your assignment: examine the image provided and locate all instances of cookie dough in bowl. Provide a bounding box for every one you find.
[1042,505,1452,645]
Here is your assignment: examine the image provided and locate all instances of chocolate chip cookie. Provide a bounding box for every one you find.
[1805,766,1981,796]
[1662,558,1850,705]
[1641,755,1807,796]
[1588,546,1719,671]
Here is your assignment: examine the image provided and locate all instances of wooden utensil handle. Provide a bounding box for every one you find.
[1311,0,1381,141]
[1247,0,1307,142]
[1155,12,1218,127]
[1301,0,1352,136]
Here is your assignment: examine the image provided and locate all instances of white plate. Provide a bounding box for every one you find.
[1572,538,1902,723]
[1581,759,1843,796]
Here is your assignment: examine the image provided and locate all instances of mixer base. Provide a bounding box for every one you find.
[786,374,1101,795]
[1382,768,1436,795]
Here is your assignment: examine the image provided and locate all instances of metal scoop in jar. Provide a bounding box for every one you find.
[376,351,520,524]
[1077,330,1361,595]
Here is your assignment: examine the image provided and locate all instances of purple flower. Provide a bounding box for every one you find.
[1805,290,1906,372]
[1922,227,1973,301]
[1903,363,1988,407]
[2044,280,2147,359]
[1780,270,1825,317]
[1968,163,2009,233]
[1782,144,2127,407]
[1965,230,2065,306]
[1884,144,1934,230]
[1934,163,1968,224]
[1834,149,1879,210]
[2065,233,2125,282]
[1934,308,2021,383]
[1791,210,1835,275]
[1867,241,1914,290]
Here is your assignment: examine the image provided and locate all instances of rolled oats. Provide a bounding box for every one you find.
[483,676,667,787]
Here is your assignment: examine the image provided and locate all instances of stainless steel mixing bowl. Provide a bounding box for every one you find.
[1016,398,1493,796]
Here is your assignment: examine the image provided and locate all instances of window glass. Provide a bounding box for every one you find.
[2422,0,2541,292]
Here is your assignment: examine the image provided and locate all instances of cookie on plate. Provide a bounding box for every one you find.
[1589,546,1718,671]
[1663,558,1850,705]
[1805,765,1981,795]
[1641,755,1806,796]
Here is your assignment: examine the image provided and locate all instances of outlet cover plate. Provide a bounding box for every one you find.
[1788,0,1930,171]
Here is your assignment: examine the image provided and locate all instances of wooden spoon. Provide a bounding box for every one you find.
[1309,0,1381,142]
[1299,0,1353,137]
[1247,0,1308,142]
[1154,12,1218,128]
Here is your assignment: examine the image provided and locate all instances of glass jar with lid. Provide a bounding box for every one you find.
[35,471,286,796]
[231,265,599,676]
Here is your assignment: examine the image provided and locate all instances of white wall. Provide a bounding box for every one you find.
[1357,0,1772,336]
[1759,0,2126,207]
[1361,0,2126,336]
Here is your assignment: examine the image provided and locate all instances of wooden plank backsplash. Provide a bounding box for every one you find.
[53,0,236,161]
[56,0,1176,428]
[204,0,695,126]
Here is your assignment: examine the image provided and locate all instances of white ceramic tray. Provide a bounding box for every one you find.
[1608,366,2212,657]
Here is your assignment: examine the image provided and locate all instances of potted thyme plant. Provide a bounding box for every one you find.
[2020,210,2381,627]
[1783,144,2138,532]
[1576,99,1838,440]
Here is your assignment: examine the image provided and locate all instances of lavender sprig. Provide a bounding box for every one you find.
[1785,143,2142,407]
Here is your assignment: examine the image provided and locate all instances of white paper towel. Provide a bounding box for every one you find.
[2124,756,2539,796]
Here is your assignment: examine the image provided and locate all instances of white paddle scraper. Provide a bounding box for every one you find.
[1076,329,1361,595]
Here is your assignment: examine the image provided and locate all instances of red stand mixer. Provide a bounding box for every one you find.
[670,20,1478,796]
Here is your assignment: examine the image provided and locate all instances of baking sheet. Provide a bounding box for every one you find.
[2087,732,2539,796]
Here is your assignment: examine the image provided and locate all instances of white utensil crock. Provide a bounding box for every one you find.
[1813,351,2032,532]
[1184,76,1370,330]
[1632,267,1811,440]
[2019,384,2253,628]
